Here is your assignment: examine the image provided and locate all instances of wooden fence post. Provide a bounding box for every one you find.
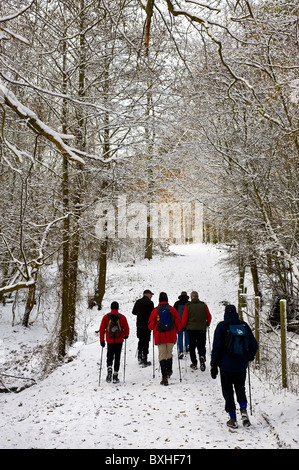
[254,296,260,366]
[280,299,288,389]
[238,290,247,321]
[238,289,242,320]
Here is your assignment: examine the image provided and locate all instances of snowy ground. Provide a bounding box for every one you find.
[0,243,298,450]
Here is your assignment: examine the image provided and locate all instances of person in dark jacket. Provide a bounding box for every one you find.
[148,292,182,386]
[182,291,212,371]
[132,289,154,367]
[174,291,189,359]
[99,301,130,383]
[210,304,258,428]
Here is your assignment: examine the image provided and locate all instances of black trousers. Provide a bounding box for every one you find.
[220,369,247,412]
[187,330,207,364]
[137,327,151,356]
[107,342,123,372]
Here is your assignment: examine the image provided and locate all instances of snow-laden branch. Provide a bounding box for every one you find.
[0,83,86,165]
[0,0,36,23]
[0,26,30,46]
[185,1,221,12]
[30,214,70,267]
[0,68,119,115]
[0,280,36,295]
[0,0,36,45]
[0,214,70,295]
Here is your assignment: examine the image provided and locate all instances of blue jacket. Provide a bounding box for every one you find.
[211,306,258,372]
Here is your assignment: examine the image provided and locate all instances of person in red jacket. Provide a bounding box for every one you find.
[99,301,129,383]
[148,292,182,386]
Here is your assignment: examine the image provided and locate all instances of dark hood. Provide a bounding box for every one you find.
[178,294,189,303]
[224,304,239,324]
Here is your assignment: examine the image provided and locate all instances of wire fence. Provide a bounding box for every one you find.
[239,294,299,394]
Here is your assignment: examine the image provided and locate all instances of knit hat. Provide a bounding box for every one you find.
[111,301,119,310]
[159,292,168,302]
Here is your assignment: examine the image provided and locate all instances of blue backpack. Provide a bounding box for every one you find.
[157,305,174,332]
[225,322,248,356]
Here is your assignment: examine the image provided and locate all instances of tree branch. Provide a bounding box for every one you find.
[0,83,86,165]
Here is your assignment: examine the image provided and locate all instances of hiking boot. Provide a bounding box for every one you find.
[113,373,120,384]
[178,352,184,359]
[190,363,197,370]
[106,367,112,383]
[141,353,151,367]
[142,361,151,368]
[200,356,206,371]
[227,417,238,429]
[142,357,151,368]
[138,352,143,365]
[160,377,168,386]
[241,409,251,427]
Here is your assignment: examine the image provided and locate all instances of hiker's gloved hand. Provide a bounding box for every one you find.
[124,336,128,340]
[210,363,218,379]
[100,341,105,348]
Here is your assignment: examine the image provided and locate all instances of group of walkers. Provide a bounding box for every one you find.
[99,289,258,429]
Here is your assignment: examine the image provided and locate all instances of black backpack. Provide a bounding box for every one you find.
[157,305,174,332]
[107,313,122,339]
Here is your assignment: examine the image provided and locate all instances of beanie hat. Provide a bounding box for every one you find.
[159,292,168,302]
[111,301,119,310]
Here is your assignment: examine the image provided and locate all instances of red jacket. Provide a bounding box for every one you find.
[148,302,182,345]
[99,310,129,344]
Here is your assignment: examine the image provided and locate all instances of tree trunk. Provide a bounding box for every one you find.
[250,258,262,303]
[58,154,71,358]
[22,268,38,327]
[94,238,108,309]
[144,5,154,260]
[58,1,86,357]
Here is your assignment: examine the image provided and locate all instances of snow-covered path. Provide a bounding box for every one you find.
[0,244,298,449]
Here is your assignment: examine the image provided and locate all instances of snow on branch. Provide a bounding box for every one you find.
[0,0,36,45]
[0,214,70,295]
[0,280,36,295]
[0,0,36,23]
[0,26,31,45]
[0,83,86,165]
[185,1,221,12]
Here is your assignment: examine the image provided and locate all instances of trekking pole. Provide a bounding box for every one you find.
[207,326,211,354]
[99,345,104,386]
[248,363,253,415]
[177,339,182,382]
[152,332,155,378]
[123,338,127,383]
